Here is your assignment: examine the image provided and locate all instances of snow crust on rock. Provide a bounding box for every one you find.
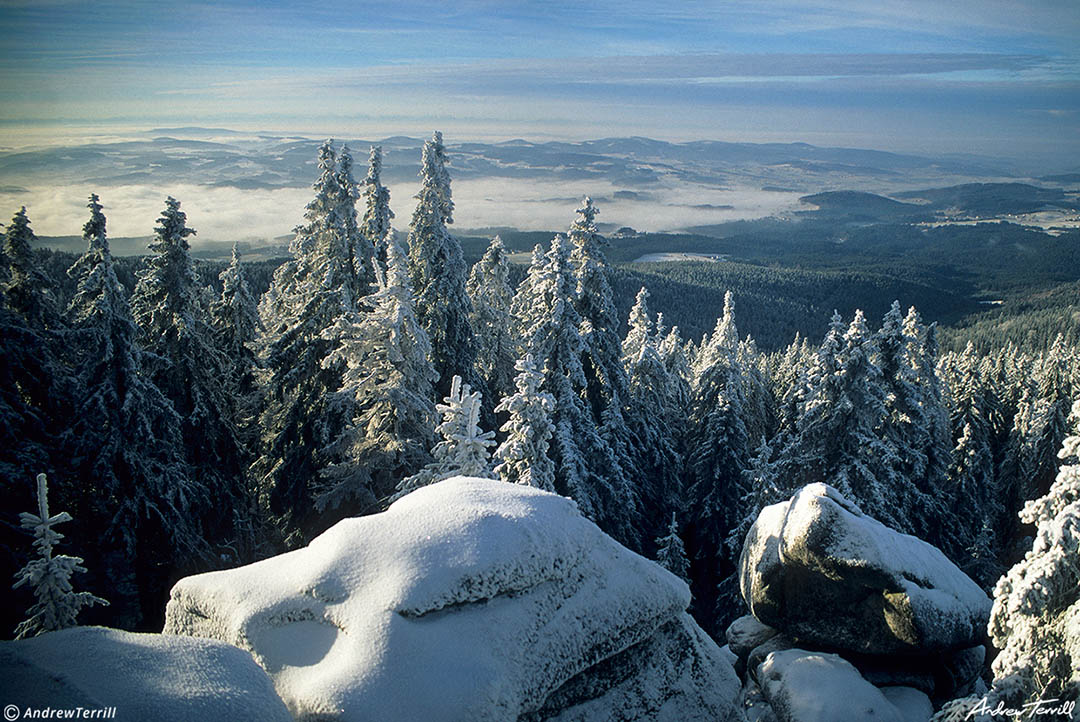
[165,477,738,721]
[756,648,903,722]
[0,626,291,722]
[880,686,934,722]
[740,482,991,654]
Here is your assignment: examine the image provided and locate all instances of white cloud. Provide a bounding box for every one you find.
[389,177,805,234]
[2,175,805,246]
[2,184,311,242]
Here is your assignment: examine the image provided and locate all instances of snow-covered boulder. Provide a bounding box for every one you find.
[756,648,904,722]
[165,477,740,721]
[0,626,291,722]
[739,483,991,655]
[726,614,779,661]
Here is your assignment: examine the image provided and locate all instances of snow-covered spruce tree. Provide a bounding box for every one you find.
[254,140,366,543]
[63,195,201,625]
[13,474,107,639]
[396,375,495,497]
[360,145,394,279]
[1010,335,1076,510]
[996,342,1076,567]
[982,398,1080,712]
[656,321,692,434]
[622,288,682,541]
[940,342,1004,577]
[508,243,546,329]
[514,235,638,547]
[683,292,755,633]
[493,353,556,491]
[316,233,437,513]
[621,287,654,367]
[406,131,483,399]
[336,144,376,295]
[772,333,813,433]
[467,236,517,404]
[210,244,261,431]
[874,302,950,545]
[129,196,245,552]
[4,207,56,327]
[655,513,691,585]
[566,198,641,548]
[0,207,69,635]
[773,310,924,536]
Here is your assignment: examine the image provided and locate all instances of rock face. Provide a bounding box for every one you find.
[165,477,740,722]
[0,626,291,722]
[739,483,992,655]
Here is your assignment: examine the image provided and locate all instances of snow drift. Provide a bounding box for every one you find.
[164,476,740,721]
[0,626,291,722]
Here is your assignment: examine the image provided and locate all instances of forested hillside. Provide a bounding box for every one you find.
[2,136,1078,713]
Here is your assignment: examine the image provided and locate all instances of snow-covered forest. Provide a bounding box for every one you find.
[2,133,1078,717]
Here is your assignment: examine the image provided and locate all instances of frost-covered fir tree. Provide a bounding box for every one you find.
[874,302,950,544]
[397,375,495,497]
[940,342,1003,572]
[4,207,55,327]
[13,474,107,639]
[63,195,200,624]
[406,131,482,398]
[655,513,691,584]
[984,399,1080,712]
[210,244,261,436]
[316,233,437,513]
[493,353,556,491]
[129,196,244,550]
[467,236,517,404]
[622,288,682,540]
[657,322,692,429]
[255,141,367,541]
[1012,335,1076,506]
[565,198,641,547]
[683,292,755,631]
[621,287,654,367]
[360,145,394,277]
[336,144,376,294]
[1,208,68,635]
[514,235,637,547]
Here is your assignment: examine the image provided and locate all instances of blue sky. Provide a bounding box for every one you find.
[1,0,1077,159]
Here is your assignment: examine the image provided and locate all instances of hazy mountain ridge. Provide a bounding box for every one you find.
[0,129,1059,193]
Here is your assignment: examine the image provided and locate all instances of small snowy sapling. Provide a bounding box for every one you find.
[13,473,107,639]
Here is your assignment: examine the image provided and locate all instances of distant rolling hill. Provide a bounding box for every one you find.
[893,183,1079,216]
[797,191,930,221]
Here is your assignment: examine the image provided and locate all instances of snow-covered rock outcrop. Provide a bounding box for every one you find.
[729,483,993,722]
[739,482,991,655]
[0,626,291,722]
[164,477,740,721]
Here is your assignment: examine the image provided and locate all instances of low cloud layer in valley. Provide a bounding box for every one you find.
[0,129,1062,248]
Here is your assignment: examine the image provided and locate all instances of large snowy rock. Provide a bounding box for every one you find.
[165,477,739,721]
[726,614,779,661]
[756,648,904,722]
[739,483,992,655]
[0,626,291,722]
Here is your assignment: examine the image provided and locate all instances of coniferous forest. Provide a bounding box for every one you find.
[2,133,1078,716]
